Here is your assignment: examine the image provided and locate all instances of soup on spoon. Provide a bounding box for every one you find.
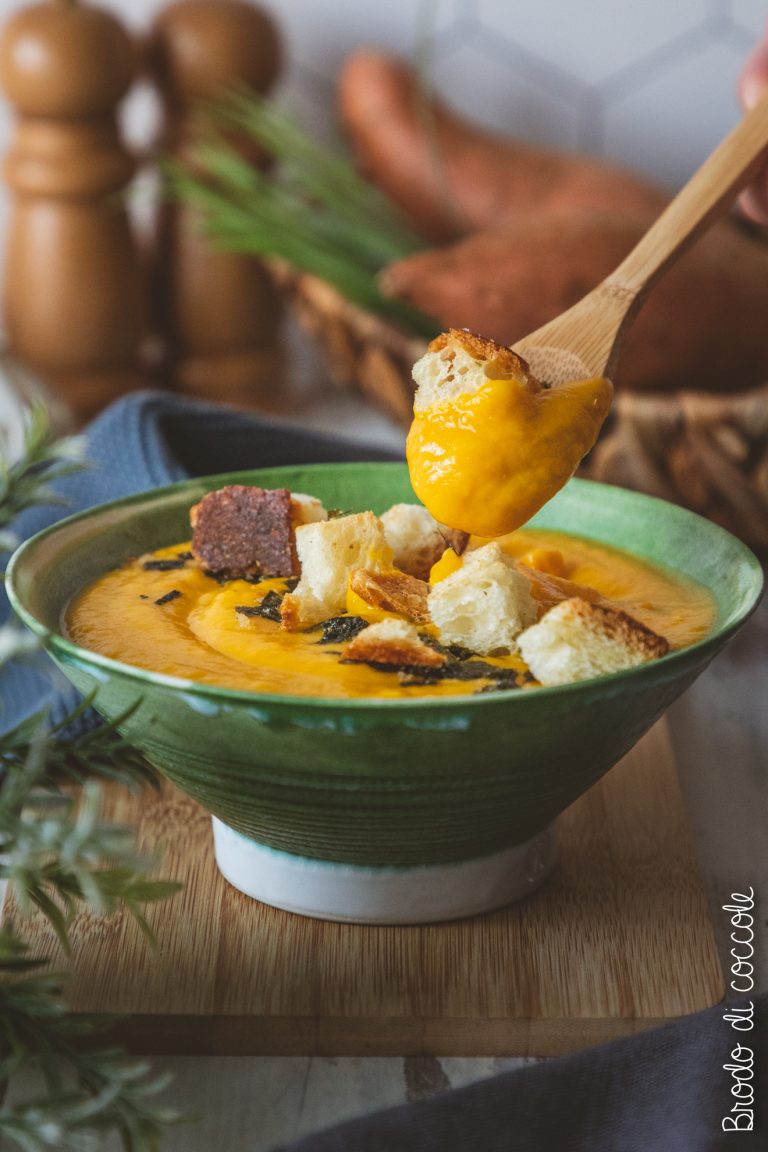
[406,329,612,537]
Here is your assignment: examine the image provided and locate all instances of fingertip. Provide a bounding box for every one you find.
[737,182,768,228]
[739,42,768,110]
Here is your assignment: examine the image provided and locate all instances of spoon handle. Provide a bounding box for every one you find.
[606,91,768,304]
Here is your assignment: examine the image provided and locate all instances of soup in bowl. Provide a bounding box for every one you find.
[7,463,762,922]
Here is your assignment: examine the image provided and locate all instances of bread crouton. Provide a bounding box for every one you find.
[344,619,446,668]
[349,567,430,623]
[191,485,298,579]
[515,563,609,613]
[412,329,539,414]
[381,502,468,580]
[291,492,328,526]
[427,542,537,654]
[518,597,670,686]
[280,511,392,629]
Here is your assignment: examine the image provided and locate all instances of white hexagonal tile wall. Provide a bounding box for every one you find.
[475,0,711,85]
[603,37,746,188]
[433,30,582,149]
[731,0,767,39]
[267,0,459,80]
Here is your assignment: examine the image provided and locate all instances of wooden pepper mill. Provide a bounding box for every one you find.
[0,0,145,423]
[148,0,284,406]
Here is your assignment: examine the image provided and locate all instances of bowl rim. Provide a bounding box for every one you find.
[6,464,764,712]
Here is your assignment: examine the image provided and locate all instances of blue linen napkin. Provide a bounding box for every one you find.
[0,390,399,730]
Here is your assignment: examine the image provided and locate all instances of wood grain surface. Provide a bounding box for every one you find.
[4,718,724,1058]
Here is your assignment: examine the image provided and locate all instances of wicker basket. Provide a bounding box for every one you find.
[271,262,768,554]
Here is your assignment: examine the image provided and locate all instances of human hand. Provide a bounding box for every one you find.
[738,28,768,225]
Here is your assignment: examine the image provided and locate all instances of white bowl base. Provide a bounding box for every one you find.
[211,818,558,924]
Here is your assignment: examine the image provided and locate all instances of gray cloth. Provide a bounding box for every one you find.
[280,995,767,1151]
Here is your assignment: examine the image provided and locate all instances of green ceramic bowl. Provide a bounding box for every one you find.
[6,464,763,918]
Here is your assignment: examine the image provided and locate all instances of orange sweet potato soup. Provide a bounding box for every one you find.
[66,528,715,700]
[405,329,613,538]
[407,374,613,538]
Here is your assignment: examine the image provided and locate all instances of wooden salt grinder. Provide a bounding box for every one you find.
[148,0,283,406]
[0,0,144,423]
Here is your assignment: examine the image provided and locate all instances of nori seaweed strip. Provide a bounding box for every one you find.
[175,550,193,560]
[283,577,300,591]
[339,659,437,676]
[155,589,182,606]
[235,589,285,623]
[452,660,521,684]
[446,643,477,661]
[396,669,443,686]
[475,674,533,694]
[343,652,525,689]
[207,568,286,585]
[142,558,188,571]
[420,636,477,661]
[318,617,369,644]
[399,661,521,687]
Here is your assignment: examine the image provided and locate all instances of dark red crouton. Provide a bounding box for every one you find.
[191,486,298,579]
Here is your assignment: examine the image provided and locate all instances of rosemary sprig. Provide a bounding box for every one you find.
[167,90,440,339]
[1,699,159,792]
[0,404,84,555]
[0,946,179,1152]
[0,752,179,952]
[0,409,180,1150]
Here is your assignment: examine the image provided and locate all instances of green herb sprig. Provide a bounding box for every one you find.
[0,405,83,556]
[167,89,440,338]
[0,409,180,1151]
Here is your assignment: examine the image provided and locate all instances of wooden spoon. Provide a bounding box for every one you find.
[513,92,768,386]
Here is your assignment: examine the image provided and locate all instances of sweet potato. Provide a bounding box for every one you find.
[379,208,768,393]
[338,49,667,243]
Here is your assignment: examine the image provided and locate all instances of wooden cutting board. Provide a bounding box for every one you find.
[6,719,724,1057]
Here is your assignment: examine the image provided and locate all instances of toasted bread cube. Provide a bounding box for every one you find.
[344,619,446,668]
[412,329,537,414]
[281,511,392,629]
[427,542,537,655]
[349,567,430,623]
[291,492,328,526]
[381,502,468,580]
[518,597,670,686]
[515,562,607,614]
[191,485,297,579]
